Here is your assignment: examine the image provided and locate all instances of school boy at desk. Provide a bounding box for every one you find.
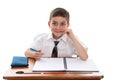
[24,7,88,61]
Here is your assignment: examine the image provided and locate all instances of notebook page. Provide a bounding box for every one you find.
[33,58,65,72]
[66,58,99,72]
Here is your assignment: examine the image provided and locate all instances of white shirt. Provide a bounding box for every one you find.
[30,33,87,57]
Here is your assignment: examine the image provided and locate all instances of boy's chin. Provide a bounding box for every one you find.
[58,33,65,36]
[55,34,64,38]
[56,34,63,37]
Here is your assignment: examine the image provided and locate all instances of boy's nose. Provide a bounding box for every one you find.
[56,25,61,29]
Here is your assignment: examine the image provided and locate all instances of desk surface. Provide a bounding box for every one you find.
[3,58,104,80]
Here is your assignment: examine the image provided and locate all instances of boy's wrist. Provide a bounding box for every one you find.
[68,33,75,40]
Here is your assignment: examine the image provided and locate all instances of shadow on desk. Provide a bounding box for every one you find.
[3,58,104,80]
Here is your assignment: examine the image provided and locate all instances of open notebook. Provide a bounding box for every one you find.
[33,58,99,72]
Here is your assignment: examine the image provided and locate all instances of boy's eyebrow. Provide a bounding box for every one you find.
[50,20,57,22]
[52,20,57,22]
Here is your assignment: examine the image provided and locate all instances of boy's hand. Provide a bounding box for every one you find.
[33,51,42,60]
[65,29,74,39]
[29,48,43,60]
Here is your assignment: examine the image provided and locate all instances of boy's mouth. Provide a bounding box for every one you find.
[54,30,65,33]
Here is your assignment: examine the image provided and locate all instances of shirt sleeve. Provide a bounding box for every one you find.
[29,33,45,49]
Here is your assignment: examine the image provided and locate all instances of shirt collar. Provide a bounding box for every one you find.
[60,34,68,42]
[46,33,53,40]
[47,33,68,43]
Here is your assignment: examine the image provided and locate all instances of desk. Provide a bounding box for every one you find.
[3,58,104,80]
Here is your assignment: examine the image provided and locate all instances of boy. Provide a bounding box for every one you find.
[24,7,88,60]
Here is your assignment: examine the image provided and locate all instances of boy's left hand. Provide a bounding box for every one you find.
[65,29,74,39]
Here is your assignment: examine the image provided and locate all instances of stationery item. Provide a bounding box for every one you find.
[33,58,99,72]
[30,48,44,55]
[11,56,28,67]
[30,48,40,52]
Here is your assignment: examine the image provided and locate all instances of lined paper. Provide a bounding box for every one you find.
[33,58,99,72]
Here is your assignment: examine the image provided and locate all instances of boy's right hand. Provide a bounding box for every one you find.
[29,48,43,60]
[32,51,42,60]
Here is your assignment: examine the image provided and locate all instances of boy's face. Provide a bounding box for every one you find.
[48,16,69,39]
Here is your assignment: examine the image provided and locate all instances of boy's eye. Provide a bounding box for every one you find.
[51,21,66,26]
[60,22,66,26]
[52,22,57,26]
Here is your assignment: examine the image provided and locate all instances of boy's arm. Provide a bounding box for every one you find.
[66,29,88,60]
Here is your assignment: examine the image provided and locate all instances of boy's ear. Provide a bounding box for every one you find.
[48,21,50,27]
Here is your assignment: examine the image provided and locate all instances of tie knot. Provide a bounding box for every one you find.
[54,41,59,46]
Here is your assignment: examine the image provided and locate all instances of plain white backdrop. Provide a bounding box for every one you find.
[0,0,120,80]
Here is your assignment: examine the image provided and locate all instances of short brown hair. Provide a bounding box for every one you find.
[49,7,70,23]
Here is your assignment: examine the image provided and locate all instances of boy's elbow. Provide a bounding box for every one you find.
[80,55,88,61]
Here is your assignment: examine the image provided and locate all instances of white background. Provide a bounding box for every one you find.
[0,0,120,80]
